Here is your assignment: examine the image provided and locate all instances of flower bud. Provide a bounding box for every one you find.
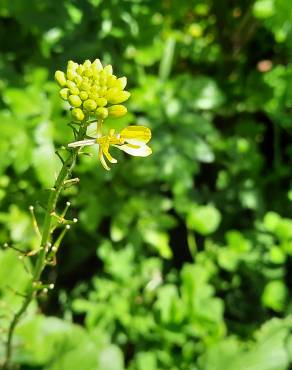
[95,107,108,119]
[76,65,84,75]
[83,59,91,68]
[68,95,82,107]
[116,77,127,90]
[67,68,77,80]
[67,80,79,95]
[83,99,97,111]
[95,97,107,107]
[108,91,131,104]
[55,71,67,87]
[92,59,103,72]
[80,81,90,91]
[90,85,100,93]
[59,88,69,100]
[79,91,88,100]
[71,108,85,121]
[104,65,113,75]
[99,76,107,86]
[107,75,117,87]
[74,75,83,86]
[108,105,127,118]
[83,68,93,78]
[97,87,107,97]
[67,60,78,70]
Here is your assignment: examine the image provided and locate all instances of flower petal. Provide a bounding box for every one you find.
[86,121,99,138]
[68,139,96,148]
[120,126,151,144]
[102,144,118,164]
[98,147,110,171]
[115,143,152,157]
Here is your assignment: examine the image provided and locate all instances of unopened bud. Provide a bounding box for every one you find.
[59,88,69,100]
[95,97,107,107]
[68,95,82,108]
[95,107,108,119]
[55,71,67,87]
[108,105,127,118]
[67,81,79,95]
[71,108,85,121]
[83,99,97,112]
[92,59,103,72]
[83,59,91,68]
[104,64,113,75]
[115,77,127,90]
[80,91,88,100]
[108,91,131,104]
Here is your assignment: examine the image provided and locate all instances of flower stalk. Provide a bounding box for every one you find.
[2,122,87,370]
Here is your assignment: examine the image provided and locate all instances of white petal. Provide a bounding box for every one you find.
[86,122,99,138]
[124,138,146,147]
[115,144,152,157]
[68,139,96,148]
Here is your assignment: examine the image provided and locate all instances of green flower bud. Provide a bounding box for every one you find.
[80,91,88,100]
[98,87,107,96]
[71,108,85,121]
[108,105,127,117]
[59,88,69,100]
[115,77,127,90]
[95,97,107,107]
[92,59,103,72]
[67,80,79,95]
[80,81,90,91]
[107,75,117,87]
[74,75,83,86]
[55,71,67,87]
[68,94,82,107]
[76,65,84,75]
[90,85,100,94]
[95,107,108,119]
[83,68,93,78]
[108,91,131,104]
[83,99,97,111]
[67,69,77,80]
[99,76,107,86]
[67,60,78,70]
[105,88,119,100]
[104,64,113,75]
[55,59,132,123]
[89,92,99,101]
[83,59,91,68]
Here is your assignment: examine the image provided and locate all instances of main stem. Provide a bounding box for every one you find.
[3,123,87,369]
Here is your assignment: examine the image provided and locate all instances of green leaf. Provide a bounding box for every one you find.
[187,204,221,235]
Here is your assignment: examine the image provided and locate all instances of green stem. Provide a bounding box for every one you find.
[3,122,87,369]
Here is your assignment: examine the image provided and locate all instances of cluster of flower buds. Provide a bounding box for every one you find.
[55,59,130,122]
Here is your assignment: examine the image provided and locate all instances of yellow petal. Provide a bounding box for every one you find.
[102,144,117,164]
[116,143,152,157]
[98,147,110,171]
[120,126,151,144]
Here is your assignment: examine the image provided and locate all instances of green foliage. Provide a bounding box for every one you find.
[1,0,292,368]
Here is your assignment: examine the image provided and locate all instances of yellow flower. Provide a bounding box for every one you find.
[55,59,130,122]
[68,125,152,171]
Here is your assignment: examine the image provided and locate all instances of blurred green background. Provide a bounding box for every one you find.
[0,0,292,369]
